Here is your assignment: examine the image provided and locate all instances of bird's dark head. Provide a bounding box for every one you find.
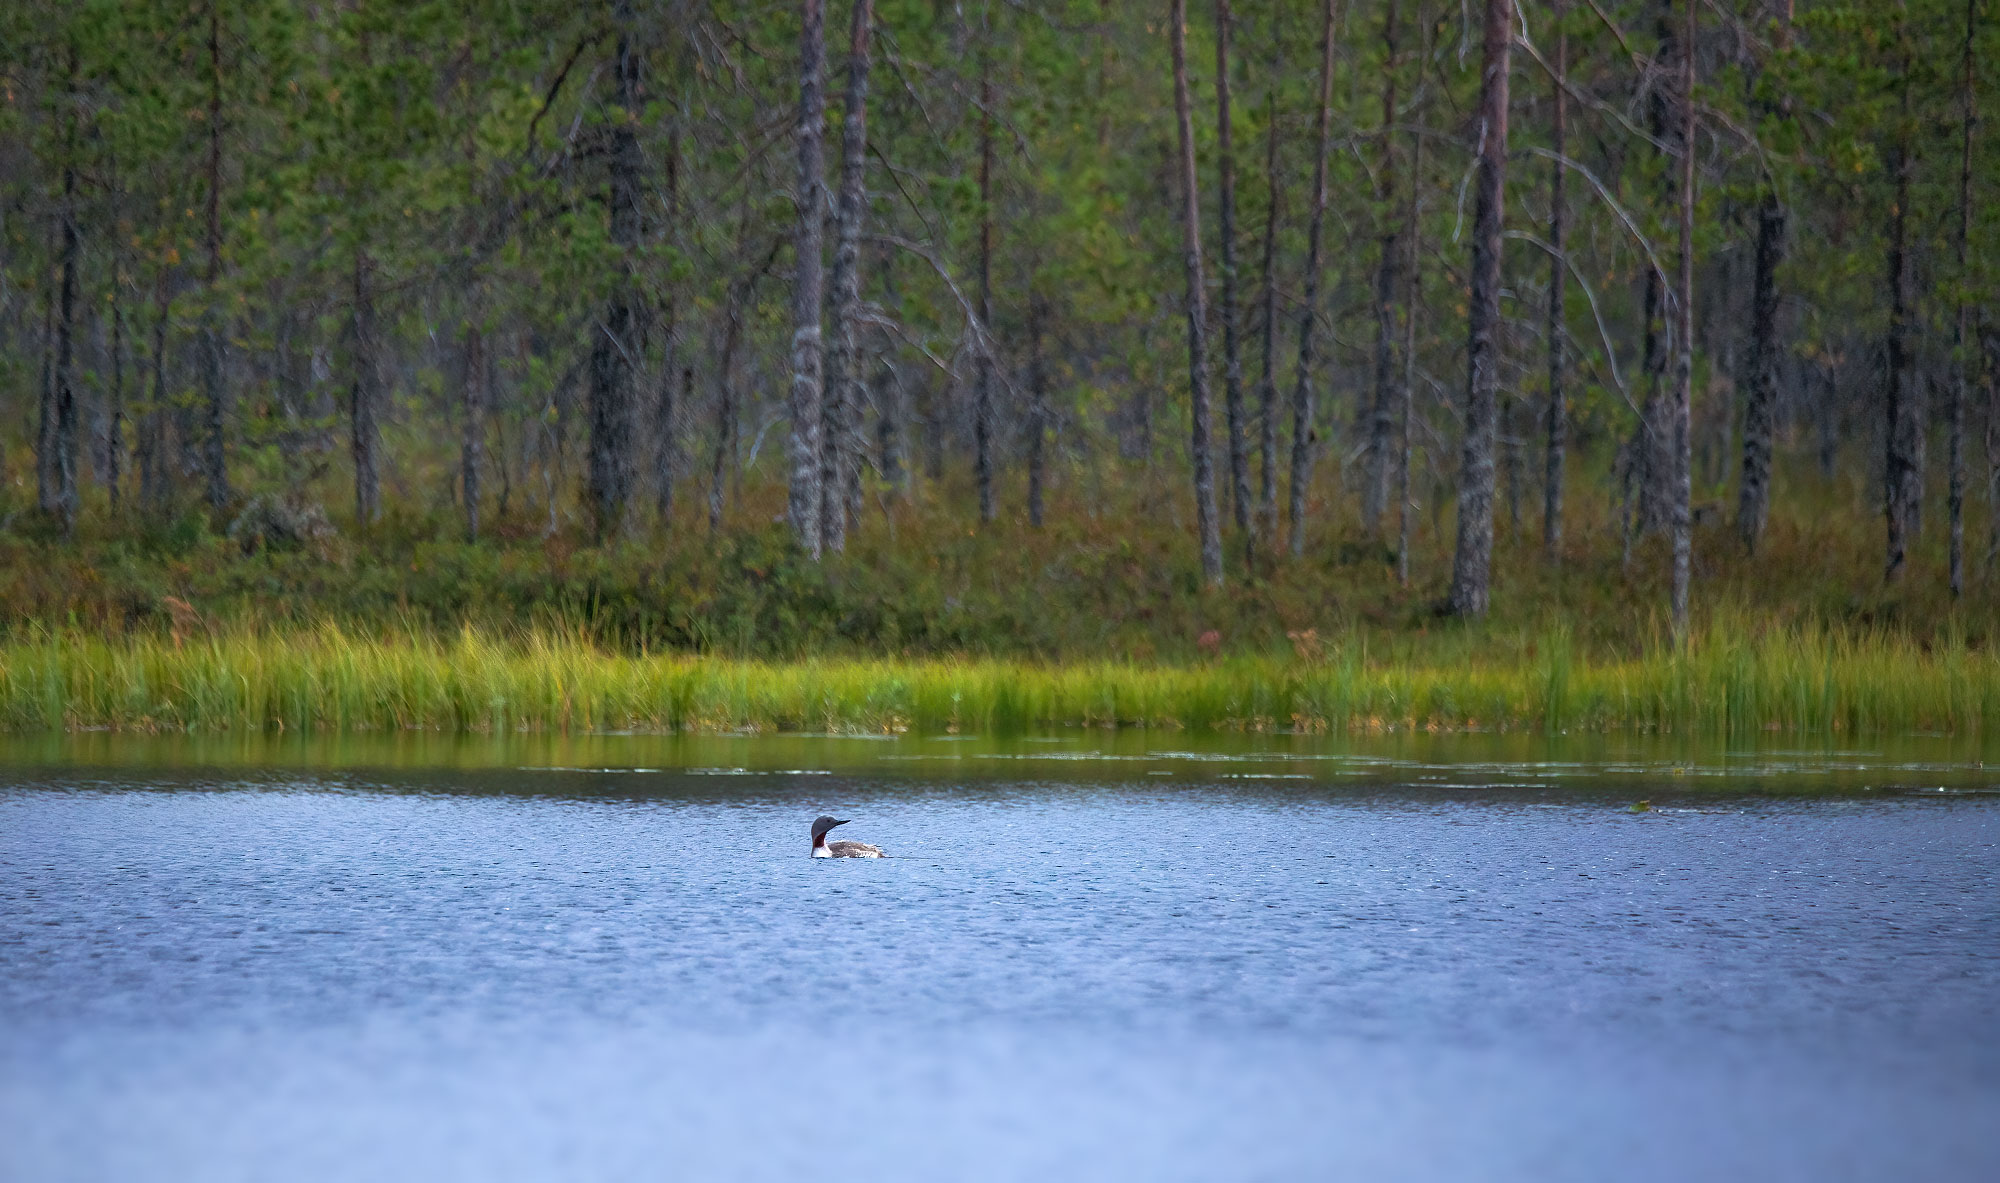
[811,816,849,843]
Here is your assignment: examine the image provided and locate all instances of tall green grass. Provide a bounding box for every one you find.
[1,619,1992,737]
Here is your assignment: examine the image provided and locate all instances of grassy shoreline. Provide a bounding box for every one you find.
[2,623,1993,738]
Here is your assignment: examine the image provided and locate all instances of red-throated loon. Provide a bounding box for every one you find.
[812,815,885,858]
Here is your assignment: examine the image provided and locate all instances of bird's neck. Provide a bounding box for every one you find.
[813,834,831,857]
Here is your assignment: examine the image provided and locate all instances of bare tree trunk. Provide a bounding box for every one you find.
[350,253,381,526]
[1884,58,1919,583]
[656,122,682,525]
[1948,0,1974,596]
[1670,0,1695,640]
[53,77,81,533]
[1171,0,1224,586]
[108,277,126,513]
[1986,328,2000,576]
[1633,1,1677,537]
[1256,61,1281,558]
[1397,82,1426,589]
[36,273,57,515]
[821,0,873,552]
[1446,0,1511,617]
[789,0,828,556]
[1288,0,1338,558]
[138,280,171,510]
[1736,196,1783,554]
[1214,0,1252,557]
[463,323,486,541]
[1736,4,1791,555]
[201,5,230,513]
[589,1,645,539]
[1026,290,1048,528]
[1362,0,1401,537]
[1543,8,1567,559]
[974,51,997,525]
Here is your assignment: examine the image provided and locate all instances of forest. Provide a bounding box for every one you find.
[1,0,1996,675]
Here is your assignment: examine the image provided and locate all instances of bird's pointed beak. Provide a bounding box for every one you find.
[833,819,850,827]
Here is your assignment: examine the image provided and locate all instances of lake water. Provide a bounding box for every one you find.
[2,733,1997,1181]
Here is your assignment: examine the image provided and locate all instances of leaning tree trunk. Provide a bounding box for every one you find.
[821,0,873,552]
[1669,0,1695,641]
[1288,0,1338,557]
[350,253,381,526]
[1362,0,1402,538]
[1544,8,1567,559]
[1446,0,1512,617]
[1883,64,1920,583]
[974,52,997,525]
[589,2,645,540]
[1948,0,1974,596]
[1214,0,1252,557]
[201,4,230,513]
[788,0,828,557]
[1171,0,1224,586]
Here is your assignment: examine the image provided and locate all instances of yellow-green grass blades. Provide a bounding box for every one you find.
[1,619,1992,738]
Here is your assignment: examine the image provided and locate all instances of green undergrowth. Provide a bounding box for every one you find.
[2,618,1993,737]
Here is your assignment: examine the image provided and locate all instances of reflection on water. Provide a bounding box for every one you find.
[4,727,1999,790]
[1,741,1997,1181]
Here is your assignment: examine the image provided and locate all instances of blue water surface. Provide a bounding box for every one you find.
[2,757,1996,1181]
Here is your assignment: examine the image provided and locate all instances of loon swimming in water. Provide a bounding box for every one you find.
[812,815,885,858]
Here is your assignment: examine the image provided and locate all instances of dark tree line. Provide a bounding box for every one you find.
[1,0,1995,626]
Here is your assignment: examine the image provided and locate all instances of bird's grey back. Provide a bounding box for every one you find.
[826,840,885,858]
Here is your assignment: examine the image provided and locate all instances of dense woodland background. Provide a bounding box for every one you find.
[0,0,1995,658]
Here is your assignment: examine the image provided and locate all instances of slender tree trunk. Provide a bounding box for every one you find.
[1255,44,1282,555]
[36,273,57,514]
[656,122,682,524]
[1446,0,1512,617]
[139,280,170,510]
[53,82,81,533]
[1288,0,1338,557]
[463,323,485,541]
[589,1,644,539]
[1948,0,1974,596]
[1737,4,1791,555]
[1362,0,1402,537]
[1171,0,1224,586]
[974,51,997,525]
[1884,59,1919,583]
[1737,196,1783,554]
[108,282,126,513]
[201,5,230,513]
[1669,0,1695,640]
[821,0,873,551]
[1027,290,1048,528]
[1986,328,2000,575]
[1214,0,1252,556]
[789,0,828,556]
[350,253,380,526]
[1543,9,1567,558]
[1633,1,1677,536]
[1397,84,1426,589]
